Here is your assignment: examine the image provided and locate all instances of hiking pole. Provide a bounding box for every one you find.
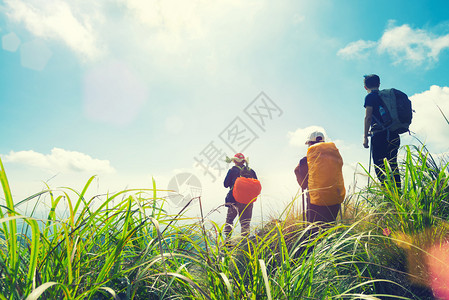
[367,132,372,187]
[301,188,306,223]
[260,194,263,230]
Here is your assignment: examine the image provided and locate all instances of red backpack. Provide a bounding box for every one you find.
[232,166,261,204]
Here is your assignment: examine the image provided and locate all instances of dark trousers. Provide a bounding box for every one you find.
[306,199,340,238]
[224,202,254,238]
[307,203,341,224]
[371,130,401,189]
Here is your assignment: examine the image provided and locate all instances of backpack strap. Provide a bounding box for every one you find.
[371,105,392,133]
[235,164,252,172]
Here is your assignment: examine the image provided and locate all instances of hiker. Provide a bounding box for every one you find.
[363,74,403,189]
[294,131,345,225]
[223,153,260,239]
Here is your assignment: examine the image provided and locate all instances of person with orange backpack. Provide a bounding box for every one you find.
[223,153,261,239]
[294,131,345,225]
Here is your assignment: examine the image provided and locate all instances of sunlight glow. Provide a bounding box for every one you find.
[83,61,148,126]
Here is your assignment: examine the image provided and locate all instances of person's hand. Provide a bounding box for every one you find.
[363,136,369,148]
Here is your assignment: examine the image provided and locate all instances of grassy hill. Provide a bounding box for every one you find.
[1,145,448,299]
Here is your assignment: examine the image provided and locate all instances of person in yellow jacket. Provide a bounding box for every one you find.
[294,131,344,224]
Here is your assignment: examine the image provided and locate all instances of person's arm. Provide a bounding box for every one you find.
[251,170,257,180]
[294,164,301,185]
[294,157,308,189]
[224,168,234,188]
[363,106,373,148]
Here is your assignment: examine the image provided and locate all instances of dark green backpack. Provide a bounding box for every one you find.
[237,165,255,179]
[378,88,413,134]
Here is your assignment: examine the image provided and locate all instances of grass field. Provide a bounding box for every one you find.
[1,144,448,299]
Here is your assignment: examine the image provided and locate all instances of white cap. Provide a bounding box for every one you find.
[305,131,325,144]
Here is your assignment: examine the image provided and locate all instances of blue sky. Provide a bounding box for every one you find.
[1,0,449,220]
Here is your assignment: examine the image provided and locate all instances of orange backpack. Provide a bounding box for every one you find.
[306,142,345,206]
[232,166,261,204]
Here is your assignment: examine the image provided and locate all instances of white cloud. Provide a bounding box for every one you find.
[117,0,269,69]
[122,0,206,39]
[409,85,449,151]
[4,0,102,60]
[4,0,287,68]
[337,40,377,59]
[338,23,449,66]
[378,24,449,65]
[2,148,115,174]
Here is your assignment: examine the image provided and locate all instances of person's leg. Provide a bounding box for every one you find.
[237,202,254,237]
[224,203,238,239]
[305,193,313,222]
[307,203,341,223]
[306,203,320,238]
[371,131,389,184]
[306,203,340,238]
[325,204,341,223]
[307,203,319,223]
[387,133,401,189]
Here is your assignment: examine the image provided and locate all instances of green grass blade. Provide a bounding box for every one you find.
[0,158,18,274]
[259,259,272,300]
[154,272,212,300]
[436,103,449,125]
[98,287,119,300]
[25,282,72,300]
[13,190,49,208]
[72,175,96,214]
[62,223,74,285]
[24,218,40,293]
[95,197,133,284]
[219,273,234,300]
[152,177,157,218]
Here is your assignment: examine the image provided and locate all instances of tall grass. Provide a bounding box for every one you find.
[358,143,449,299]
[0,158,207,299]
[1,143,448,299]
[363,144,449,233]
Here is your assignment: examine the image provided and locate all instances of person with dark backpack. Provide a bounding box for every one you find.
[363,74,412,189]
[223,153,260,239]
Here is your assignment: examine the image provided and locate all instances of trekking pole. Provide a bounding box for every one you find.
[260,194,263,230]
[367,132,372,187]
[301,188,306,223]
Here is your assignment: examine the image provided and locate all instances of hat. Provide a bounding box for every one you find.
[234,153,245,161]
[305,131,325,144]
[225,153,248,164]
